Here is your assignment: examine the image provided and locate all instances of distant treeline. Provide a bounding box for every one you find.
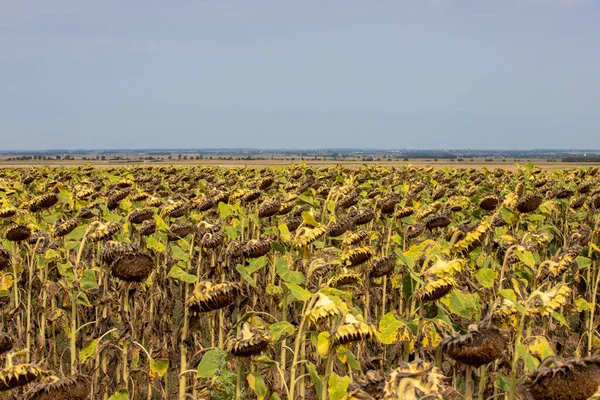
[562,156,600,162]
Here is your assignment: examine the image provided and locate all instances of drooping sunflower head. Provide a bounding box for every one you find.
[305,293,343,327]
[331,313,377,347]
[341,246,374,267]
[527,284,571,317]
[109,252,154,282]
[440,324,506,367]
[416,277,456,303]
[187,281,243,313]
[0,364,47,392]
[382,360,451,400]
[21,374,91,400]
[6,224,32,242]
[225,322,270,357]
[525,356,600,400]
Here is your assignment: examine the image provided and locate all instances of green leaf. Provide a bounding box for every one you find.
[516,343,538,372]
[301,211,319,227]
[376,312,408,344]
[307,363,323,400]
[146,236,165,253]
[528,337,554,360]
[149,358,169,378]
[317,331,331,357]
[499,289,527,314]
[236,264,257,288]
[284,282,311,302]
[219,202,231,219]
[278,223,291,242]
[577,256,592,270]
[270,394,281,400]
[65,225,88,241]
[154,215,168,231]
[444,289,479,319]
[247,257,268,274]
[168,265,198,284]
[80,269,99,291]
[552,312,569,328]
[79,338,99,363]
[44,249,61,263]
[269,321,296,342]
[328,372,351,400]
[196,349,227,378]
[515,250,536,269]
[247,373,268,400]
[576,296,591,312]
[171,245,189,262]
[276,258,304,284]
[474,268,497,288]
[107,389,129,400]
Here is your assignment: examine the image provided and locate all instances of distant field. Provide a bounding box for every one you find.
[1,158,600,170]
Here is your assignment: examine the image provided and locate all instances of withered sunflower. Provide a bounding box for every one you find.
[440,324,506,367]
[258,200,281,218]
[187,282,242,313]
[110,252,154,282]
[0,364,46,392]
[416,277,455,302]
[525,356,600,400]
[341,246,373,267]
[225,323,270,357]
[243,239,272,258]
[516,194,543,213]
[52,218,79,238]
[331,314,377,347]
[369,256,396,278]
[21,375,91,400]
[6,224,31,242]
[127,208,154,224]
[479,195,499,211]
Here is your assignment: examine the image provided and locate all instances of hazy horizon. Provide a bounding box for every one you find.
[1,1,599,150]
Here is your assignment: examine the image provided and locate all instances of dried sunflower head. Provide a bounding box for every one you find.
[0,206,17,218]
[369,256,396,278]
[331,270,362,288]
[127,208,154,224]
[525,356,600,400]
[187,281,242,313]
[341,246,374,267]
[305,293,343,327]
[225,323,270,357]
[440,324,506,367]
[416,277,456,303]
[0,364,46,392]
[527,284,571,317]
[294,225,327,248]
[382,360,453,400]
[480,195,499,211]
[516,194,543,213]
[331,314,377,347]
[52,218,79,238]
[21,374,91,400]
[258,199,281,218]
[6,224,32,242]
[110,252,154,282]
[243,239,272,258]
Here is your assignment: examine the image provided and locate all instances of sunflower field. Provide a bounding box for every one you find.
[1,162,600,400]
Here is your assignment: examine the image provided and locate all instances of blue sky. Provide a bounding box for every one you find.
[1,0,599,150]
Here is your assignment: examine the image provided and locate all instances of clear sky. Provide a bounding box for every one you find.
[1,0,599,150]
